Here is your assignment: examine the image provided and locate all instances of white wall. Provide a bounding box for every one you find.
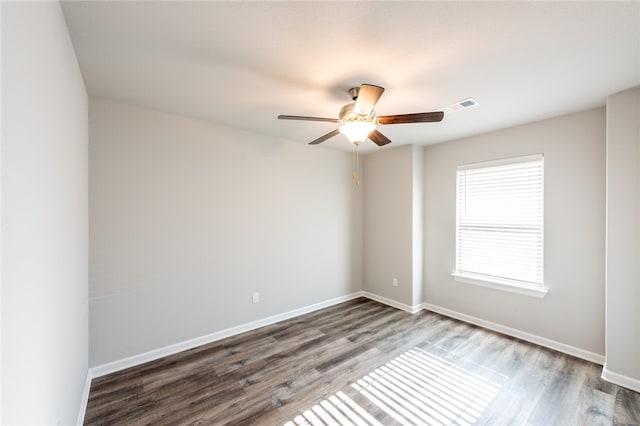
[424,108,606,357]
[412,145,424,307]
[89,98,362,366]
[363,145,423,309]
[604,86,640,391]
[1,2,89,424]
[0,2,4,418]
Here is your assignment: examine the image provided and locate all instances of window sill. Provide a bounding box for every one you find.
[451,272,548,298]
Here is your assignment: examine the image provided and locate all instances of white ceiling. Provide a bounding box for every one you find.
[61,1,640,152]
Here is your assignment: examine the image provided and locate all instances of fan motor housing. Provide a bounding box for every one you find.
[339,102,374,123]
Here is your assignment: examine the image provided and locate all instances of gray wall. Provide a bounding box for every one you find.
[1,2,89,424]
[89,98,363,366]
[424,108,606,356]
[363,145,422,308]
[604,87,640,390]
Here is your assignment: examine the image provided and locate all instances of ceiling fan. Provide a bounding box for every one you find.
[277,83,444,147]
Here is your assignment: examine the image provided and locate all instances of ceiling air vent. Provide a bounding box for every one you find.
[441,97,479,113]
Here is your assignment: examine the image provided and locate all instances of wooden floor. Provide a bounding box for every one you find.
[85,298,640,425]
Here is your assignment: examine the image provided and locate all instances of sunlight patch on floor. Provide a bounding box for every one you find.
[352,347,503,425]
[284,347,503,425]
[284,391,384,426]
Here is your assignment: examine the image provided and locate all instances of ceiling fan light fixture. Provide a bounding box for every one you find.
[339,121,376,144]
[278,83,446,148]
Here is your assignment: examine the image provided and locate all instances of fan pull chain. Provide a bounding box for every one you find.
[352,143,360,186]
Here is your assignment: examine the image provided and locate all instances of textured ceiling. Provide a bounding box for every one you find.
[61,1,640,152]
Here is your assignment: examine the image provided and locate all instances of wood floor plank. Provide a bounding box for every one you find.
[134,373,247,425]
[527,353,589,425]
[84,297,640,425]
[614,387,640,425]
[579,387,616,425]
[474,345,560,425]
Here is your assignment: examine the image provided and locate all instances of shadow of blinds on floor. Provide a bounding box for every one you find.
[284,346,504,425]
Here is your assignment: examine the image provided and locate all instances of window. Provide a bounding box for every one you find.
[452,154,546,297]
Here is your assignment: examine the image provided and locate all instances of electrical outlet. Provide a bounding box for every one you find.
[252,292,260,303]
[392,277,398,287]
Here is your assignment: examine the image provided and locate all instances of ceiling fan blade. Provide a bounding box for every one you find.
[354,84,385,115]
[309,129,341,145]
[368,129,392,146]
[278,115,340,123]
[377,111,444,125]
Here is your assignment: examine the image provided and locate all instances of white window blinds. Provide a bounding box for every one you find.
[455,154,544,288]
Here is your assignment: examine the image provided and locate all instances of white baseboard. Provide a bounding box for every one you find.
[362,291,422,314]
[89,291,365,379]
[601,364,640,393]
[76,370,92,426]
[422,303,605,365]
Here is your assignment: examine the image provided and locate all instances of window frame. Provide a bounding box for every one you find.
[451,154,547,298]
